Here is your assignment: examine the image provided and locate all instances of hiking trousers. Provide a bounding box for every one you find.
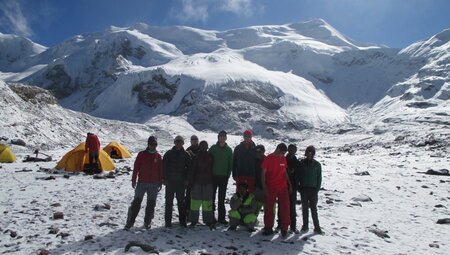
[165,180,187,225]
[126,183,159,227]
[190,184,214,224]
[212,176,229,222]
[264,186,290,232]
[299,187,320,229]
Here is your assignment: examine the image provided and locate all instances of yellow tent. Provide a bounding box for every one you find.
[103,141,132,159]
[0,144,16,163]
[56,142,115,172]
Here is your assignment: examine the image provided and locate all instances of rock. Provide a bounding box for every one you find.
[53,212,64,220]
[429,243,440,248]
[434,204,446,208]
[84,235,95,241]
[394,135,405,142]
[93,175,107,179]
[351,195,373,202]
[99,222,118,227]
[368,227,390,239]
[10,231,17,238]
[44,176,56,181]
[326,199,334,204]
[436,218,450,224]
[37,248,49,255]
[421,185,429,189]
[425,169,449,176]
[48,227,59,234]
[50,203,61,207]
[94,203,111,211]
[56,232,70,238]
[63,174,70,179]
[124,241,158,253]
[11,138,26,146]
[354,171,370,176]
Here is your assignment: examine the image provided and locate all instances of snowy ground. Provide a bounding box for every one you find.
[1,126,449,255]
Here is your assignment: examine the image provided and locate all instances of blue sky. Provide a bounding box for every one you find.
[0,0,449,48]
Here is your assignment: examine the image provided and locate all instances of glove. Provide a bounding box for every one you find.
[132,181,136,189]
[158,185,162,191]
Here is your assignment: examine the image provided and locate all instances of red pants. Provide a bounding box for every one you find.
[234,176,255,193]
[264,187,290,231]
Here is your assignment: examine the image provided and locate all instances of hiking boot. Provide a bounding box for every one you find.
[180,221,187,227]
[247,227,256,233]
[189,222,197,228]
[144,223,151,229]
[281,230,288,238]
[300,226,308,233]
[262,228,274,236]
[124,225,131,231]
[208,223,216,231]
[218,219,228,225]
[314,227,324,235]
[227,226,237,231]
[165,222,172,228]
[275,225,281,232]
[290,228,300,234]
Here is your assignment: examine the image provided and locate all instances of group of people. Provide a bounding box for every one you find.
[124,130,323,237]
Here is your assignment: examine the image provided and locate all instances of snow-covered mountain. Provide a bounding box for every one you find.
[0,19,449,136]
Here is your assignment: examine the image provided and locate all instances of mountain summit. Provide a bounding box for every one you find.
[0,20,448,136]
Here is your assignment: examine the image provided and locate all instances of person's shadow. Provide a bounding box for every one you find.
[47,224,310,254]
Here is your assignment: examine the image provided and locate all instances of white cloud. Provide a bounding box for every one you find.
[0,0,33,37]
[173,0,209,23]
[220,0,254,16]
[170,0,262,23]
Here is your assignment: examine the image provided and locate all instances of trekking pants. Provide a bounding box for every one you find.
[190,184,214,225]
[264,186,290,232]
[212,176,229,222]
[165,181,187,225]
[229,210,257,229]
[126,183,159,227]
[299,187,320,229]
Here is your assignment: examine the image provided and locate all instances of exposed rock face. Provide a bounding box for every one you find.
[133,74,179,107]
[9,83,58,105]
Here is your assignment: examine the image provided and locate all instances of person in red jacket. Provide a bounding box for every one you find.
[85,132,101,173]
[261,143,292,237]
[125,136,163,230]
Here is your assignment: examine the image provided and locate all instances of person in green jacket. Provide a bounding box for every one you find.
[295,145,323,235]
[208,130,233,225]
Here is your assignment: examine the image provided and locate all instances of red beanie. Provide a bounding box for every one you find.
[243,129,253,137]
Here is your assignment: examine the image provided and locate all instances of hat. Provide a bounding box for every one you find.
[243,129,253,137]
[174,135,184,143]
[218,130,227,136]
[190,135,198,140]
[148,136,157,144]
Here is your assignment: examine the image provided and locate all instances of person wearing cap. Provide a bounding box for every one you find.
[208,130,233,225]
[261,143,292,237]
[85,132,101,174]
[253,144,266,214]
[228,182,258,232]
[184,134,200,222]
[295,145,323,235]
[125,136,163,230]
[188,140,215,229]
[232,129,257,193]
[163,135,191,227]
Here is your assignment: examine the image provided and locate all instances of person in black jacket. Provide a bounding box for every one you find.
[163,135,191,228]
[188,140,215,229]
[232,130,257,192]
[185,134,200,222]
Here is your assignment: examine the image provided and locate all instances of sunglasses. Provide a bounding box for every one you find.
[149,143,157,146]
